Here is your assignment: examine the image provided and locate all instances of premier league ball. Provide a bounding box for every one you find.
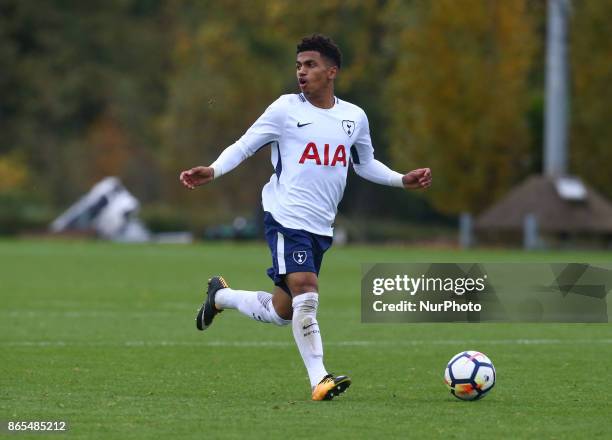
[444,351,496,401]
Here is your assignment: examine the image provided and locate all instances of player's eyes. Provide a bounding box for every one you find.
[296,62,316,69]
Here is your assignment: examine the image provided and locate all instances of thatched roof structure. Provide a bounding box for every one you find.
[476,175,612,233]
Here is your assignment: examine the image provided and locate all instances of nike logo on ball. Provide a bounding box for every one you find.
[297,122,313,128]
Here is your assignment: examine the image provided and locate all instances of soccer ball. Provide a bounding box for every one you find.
[444,351,496,401]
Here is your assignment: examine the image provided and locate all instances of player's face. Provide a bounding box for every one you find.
[296,51,337,97]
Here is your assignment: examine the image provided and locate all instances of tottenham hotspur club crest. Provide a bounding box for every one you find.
[293,251,307,265]
[342,120,355,137]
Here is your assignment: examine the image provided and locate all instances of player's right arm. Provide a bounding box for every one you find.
[180,166,214,189]
[179,96,288,189]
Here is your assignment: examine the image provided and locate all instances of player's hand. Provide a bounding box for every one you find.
[179,166,214,189]
[402,168,432,190]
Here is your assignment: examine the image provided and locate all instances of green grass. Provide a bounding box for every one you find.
[1,240,611,439]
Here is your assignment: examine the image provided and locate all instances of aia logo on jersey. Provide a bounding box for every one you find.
[299,142,347,167]
[342,120,356,137]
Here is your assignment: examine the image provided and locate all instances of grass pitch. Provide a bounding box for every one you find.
[1,240,611,439]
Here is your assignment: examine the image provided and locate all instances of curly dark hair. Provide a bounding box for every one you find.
[297,34,342,68]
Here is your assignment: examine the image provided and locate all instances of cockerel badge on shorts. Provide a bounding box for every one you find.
[293,251,308,265]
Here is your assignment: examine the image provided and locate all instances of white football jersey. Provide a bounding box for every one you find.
[212,93,400,236]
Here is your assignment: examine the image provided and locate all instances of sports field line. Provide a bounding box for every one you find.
[2,339,612,348]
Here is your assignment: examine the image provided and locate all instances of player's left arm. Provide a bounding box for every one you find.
[401,167,431,190]
[351,112,431,190]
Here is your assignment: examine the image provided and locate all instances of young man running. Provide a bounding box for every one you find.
[180,34,432,401]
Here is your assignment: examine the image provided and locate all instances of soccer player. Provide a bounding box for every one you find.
[180,34,432,401]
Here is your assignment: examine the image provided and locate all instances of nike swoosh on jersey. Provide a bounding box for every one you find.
[297,122,313,128]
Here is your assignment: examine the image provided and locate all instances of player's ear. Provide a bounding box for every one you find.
[327,65,338,80]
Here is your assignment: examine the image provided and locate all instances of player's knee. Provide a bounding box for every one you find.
[287,273,318,295]
[292,292,319,315]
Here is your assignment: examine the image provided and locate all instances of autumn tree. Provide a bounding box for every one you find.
[385,0,537,215]
[0,0,169,204]
[569,0,612,200]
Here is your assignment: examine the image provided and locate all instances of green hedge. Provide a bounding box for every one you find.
[0,193,55,235]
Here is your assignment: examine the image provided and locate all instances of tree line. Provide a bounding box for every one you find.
[1,0,610,231]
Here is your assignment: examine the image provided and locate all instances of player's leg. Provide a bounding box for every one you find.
[286,272,351,400]
[214,211,293,324]
[195,213,293,331]
[286,271,327,386]
[196,279,291,330]
[271,286,293,320]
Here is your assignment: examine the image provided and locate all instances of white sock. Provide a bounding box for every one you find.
[215,288,290,326]
[292,292,328,388]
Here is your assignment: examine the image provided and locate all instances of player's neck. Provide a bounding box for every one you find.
[304,88,335,109]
